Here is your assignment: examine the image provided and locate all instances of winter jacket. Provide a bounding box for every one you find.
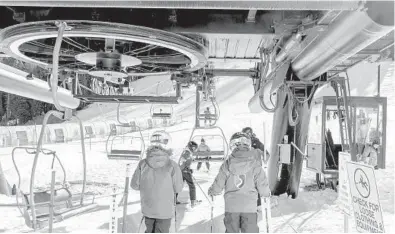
[131,152,183,219]
[179,149,194,172]
[198,143,210,152]
[208,148,270,213]
[251,136,265,152]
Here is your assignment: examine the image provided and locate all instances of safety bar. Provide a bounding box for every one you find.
[12,146,67,189]
[106,126,145,160]
[194,157,224,162]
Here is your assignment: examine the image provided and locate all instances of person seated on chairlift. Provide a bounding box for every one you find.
[204,107,212,126]
[196,138,211,172]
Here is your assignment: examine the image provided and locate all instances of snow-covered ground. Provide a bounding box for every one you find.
[0,61,394,233]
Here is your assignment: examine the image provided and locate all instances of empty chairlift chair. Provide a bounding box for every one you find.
[12,147,97,230]
[106,124,145,161]
[16,131,29,146]
[150,105,173,119]
[54,128,65,143]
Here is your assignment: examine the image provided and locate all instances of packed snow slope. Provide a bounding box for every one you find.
[0,61,394,233]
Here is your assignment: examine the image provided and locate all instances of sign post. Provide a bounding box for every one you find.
[109,188,119,233]
[121,164,132,233]
[347,161,385,233]
[338,152,352,232]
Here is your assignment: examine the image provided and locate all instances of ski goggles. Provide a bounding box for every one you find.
[229,137,251,151]
[146,144,173,156]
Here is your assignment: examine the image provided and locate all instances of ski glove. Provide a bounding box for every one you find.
[208,187,221,197]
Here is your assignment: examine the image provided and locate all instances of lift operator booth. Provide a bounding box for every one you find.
[306,96,387,187]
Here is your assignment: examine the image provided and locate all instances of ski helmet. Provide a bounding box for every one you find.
[150,130,171,146]
[187,141,198,151]
[230,132,251,151]
[242,127,253,136]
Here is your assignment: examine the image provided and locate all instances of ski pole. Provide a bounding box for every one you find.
[174,195,177,233]
[191,174,212,206]
[210,196,214,233]
[191,175,215,233]
[137,216,144,233]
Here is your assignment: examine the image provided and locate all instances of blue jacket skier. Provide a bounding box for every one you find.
[208,132,271,233]
[131,144,183,233]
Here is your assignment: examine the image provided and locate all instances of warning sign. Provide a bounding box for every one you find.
[109,189,119,233]
[347,161,385,233]
[338,152,351,216]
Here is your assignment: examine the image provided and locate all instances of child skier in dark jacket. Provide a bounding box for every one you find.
[131,144,183,233]
[208,132,271,233]
[177,141,201,207]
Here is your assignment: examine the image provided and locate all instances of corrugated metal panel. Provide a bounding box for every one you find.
[207,34,275,59]
[0,1,360,10]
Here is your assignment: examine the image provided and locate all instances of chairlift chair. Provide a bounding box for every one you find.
[150,104,173,119]
[188,126,229,162]
[106,125,145,161]
[11,111,100,230]
[12,147,97,230]
[197,96,220,127]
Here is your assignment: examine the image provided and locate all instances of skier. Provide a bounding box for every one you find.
[130,144,183,233]
[208,132,271,233]
[204,107,212,126]
[196,138,211,172]
[176,141,202,207]
[242,127,265,154]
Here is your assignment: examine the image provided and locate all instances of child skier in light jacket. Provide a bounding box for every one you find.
[131,144,183,233]
[208,132,271,233]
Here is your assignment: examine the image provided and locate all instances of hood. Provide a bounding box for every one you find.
[146,151,170,169]
[228,149,257,175]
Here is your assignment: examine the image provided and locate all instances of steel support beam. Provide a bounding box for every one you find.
[0,1,361,10]
[0,63,80,109]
